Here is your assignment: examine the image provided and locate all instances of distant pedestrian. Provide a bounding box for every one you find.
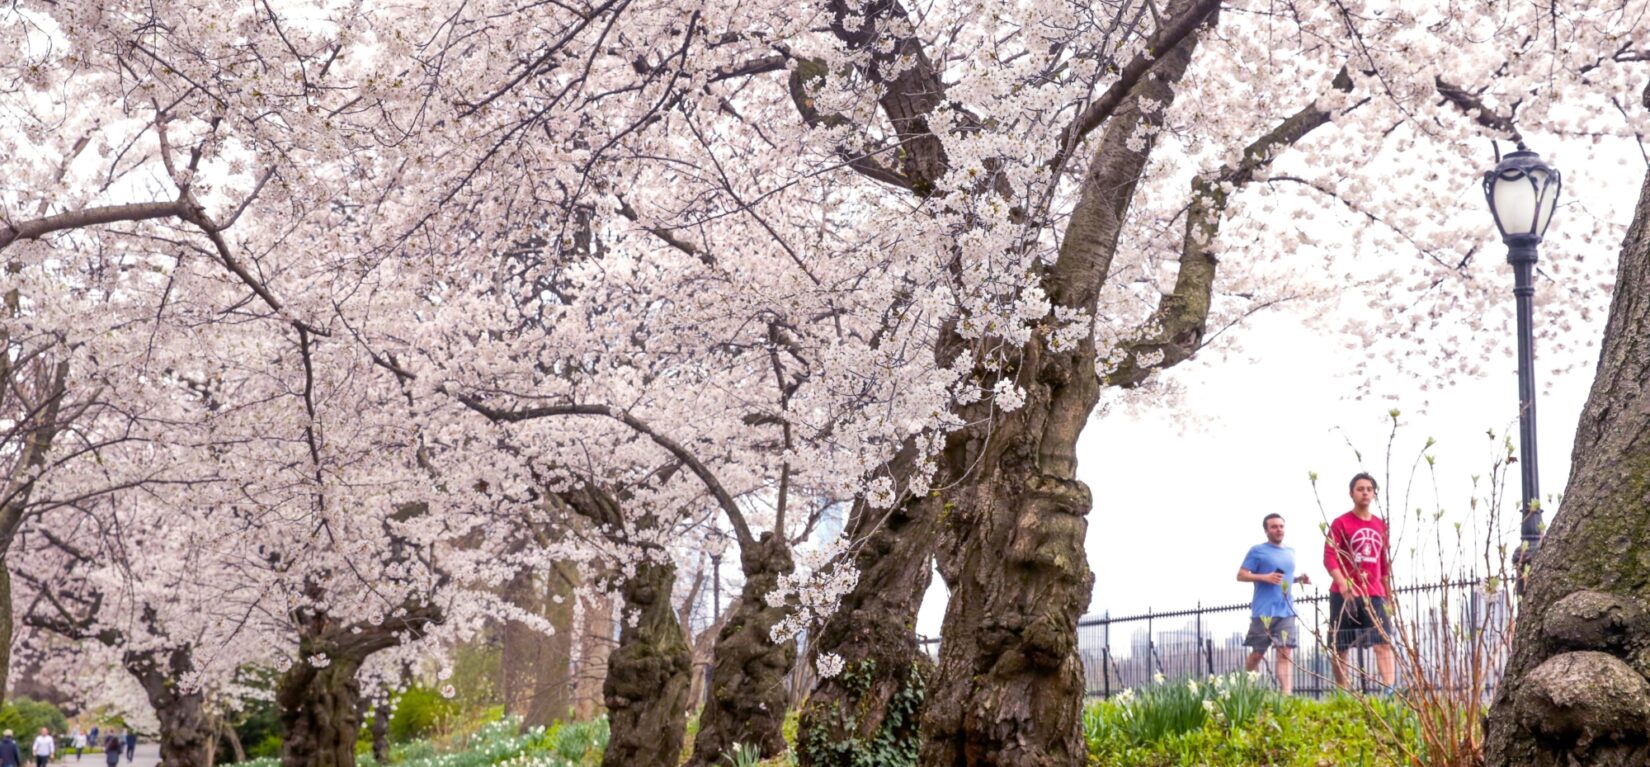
[1237,512,1311,694]
[100,736,118,767]
[83,733,94,756]
[1,730,23,767]
[120,733,134,765]
[1324,471,1397,690]
[31,728,54,767]
[69,732,83,761]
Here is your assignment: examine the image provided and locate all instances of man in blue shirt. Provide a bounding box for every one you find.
[1237,513,1311,694]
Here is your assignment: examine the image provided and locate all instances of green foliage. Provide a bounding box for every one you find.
[1084,676,1421,766]
[0,698,69,740]
[221,668,282,762]
[447,639,503,711]
[248,734,283,761]
[798,660,924,767]
[389,686,459,743]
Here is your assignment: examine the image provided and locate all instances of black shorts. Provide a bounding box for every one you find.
[1330,592,1392,652]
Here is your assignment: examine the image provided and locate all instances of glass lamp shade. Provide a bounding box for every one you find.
[704,531,729,557]
[1483,149,1561,241]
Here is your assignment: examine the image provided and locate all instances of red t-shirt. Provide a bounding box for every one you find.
[1323,511,1390,597]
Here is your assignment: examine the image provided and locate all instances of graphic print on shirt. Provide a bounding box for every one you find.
[1349,527,1384,565]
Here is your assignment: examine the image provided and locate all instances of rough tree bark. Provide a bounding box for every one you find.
[687,532,797,766]
[601,561,693,767]
[277,655,369,767]
[276,599,442,767]
[278,502,440,767]
[916,18,1209,766]
[797,486,941,767]
[127,649,213,767]
[1485,136,1650,767]
[551,486,692,767]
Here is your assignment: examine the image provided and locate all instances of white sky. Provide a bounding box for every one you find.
[913,149,1643,639]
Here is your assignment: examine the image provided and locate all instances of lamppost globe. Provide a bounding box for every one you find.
[1483,148,1562,243]
[705,528,727,624]
[1482,144,1560,580]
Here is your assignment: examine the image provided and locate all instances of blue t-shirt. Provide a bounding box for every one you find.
[1241,543,1297,617]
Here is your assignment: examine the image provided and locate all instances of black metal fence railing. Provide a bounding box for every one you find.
[918,578,1514,699]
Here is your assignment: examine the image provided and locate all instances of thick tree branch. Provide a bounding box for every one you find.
[1107,68,1356,388]
[1435,76,1521,141]
[1053,0,1224,171]
[458,396,757,549]
[0,201,191,252]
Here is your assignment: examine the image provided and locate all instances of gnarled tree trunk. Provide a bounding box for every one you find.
[602,561,692,767]
[687,532,796,766]
[129,651,212,767]
[918,18,1206,765]
[1485,148,1650,767]
[278,657,367,767]
[797,489,940,767]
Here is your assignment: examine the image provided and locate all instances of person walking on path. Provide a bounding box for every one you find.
[83,732,95,757]
[1,730,24,767]
[119,734,134,765]
[1237,513,1311,694]
[99,735,118,767]
[69,732,84,761]
[31,728,54,767]
[1324,471,1397,690]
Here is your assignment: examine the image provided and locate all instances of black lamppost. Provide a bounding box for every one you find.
[706,529,728,624]
[1482,144,1561,570]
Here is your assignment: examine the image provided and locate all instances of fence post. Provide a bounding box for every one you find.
[1148,610,1158,677]
[1102,645,1111,698]
[1196,602,1204,677]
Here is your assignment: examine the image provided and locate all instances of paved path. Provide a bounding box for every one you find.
[56,744,161,767]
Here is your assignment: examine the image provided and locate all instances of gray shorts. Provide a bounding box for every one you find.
[1244,616,1298,651]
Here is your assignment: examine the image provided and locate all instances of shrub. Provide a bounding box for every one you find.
[0,698,70,741]
[388,686,459,743]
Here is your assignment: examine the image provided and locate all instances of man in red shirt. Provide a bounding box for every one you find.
[1323,472,1396,689]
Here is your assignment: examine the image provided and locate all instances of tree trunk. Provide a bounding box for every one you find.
[687,532,796,766]
[502,559,578,729]
[523,560,579,728]
[602,561,692,767]
[369,702,390,764]
[277,658,366,767]
[686,615,724,711]
[224,719,247,764]
[128,650,213,767]
[1484,158,1650,766]
[918,20,1206,765]
[573,592,613,720]
[797,490,939,767]
[0,563,10,706]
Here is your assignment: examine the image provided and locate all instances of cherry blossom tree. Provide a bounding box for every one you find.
[6,2,1647,767]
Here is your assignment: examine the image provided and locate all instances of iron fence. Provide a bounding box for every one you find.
[920,577,1514,699]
